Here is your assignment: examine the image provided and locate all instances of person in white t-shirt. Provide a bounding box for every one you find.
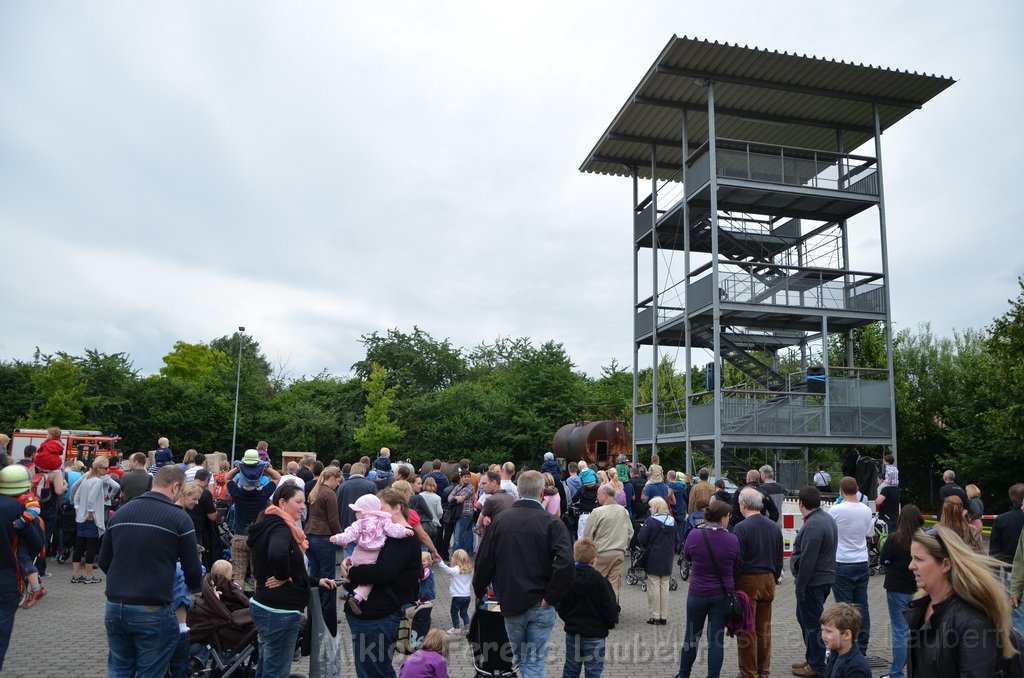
[499,461,519,499]
[184,453,206,482]
[828,476,875,655]
[813,464,832,493]
[278,461,306,491]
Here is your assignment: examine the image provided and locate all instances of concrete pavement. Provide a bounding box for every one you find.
[3,559,896,677]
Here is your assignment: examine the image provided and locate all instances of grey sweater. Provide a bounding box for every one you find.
[790,507,837,598]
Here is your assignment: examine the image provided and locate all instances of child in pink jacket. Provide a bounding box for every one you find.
[330,493,412,609]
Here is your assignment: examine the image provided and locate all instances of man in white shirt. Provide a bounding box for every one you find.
[812,464,831,493]
[278,461,306,490]
[499,461,519,500]
[828,476,874,654]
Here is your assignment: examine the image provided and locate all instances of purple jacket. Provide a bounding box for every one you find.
[399,649,448,678]
[683,525,741,597]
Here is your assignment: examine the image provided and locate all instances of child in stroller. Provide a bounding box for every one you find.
[187,565,258,677]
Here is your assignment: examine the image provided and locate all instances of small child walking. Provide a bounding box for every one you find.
[0,464,46,608]
[330,493,412,613]
[437,549,473,635]
[399,627,449,678]
[556,537,619,678]
[418,551,436,603]
[820,603,871,678]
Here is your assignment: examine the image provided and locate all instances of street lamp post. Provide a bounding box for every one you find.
[230,326,245,464]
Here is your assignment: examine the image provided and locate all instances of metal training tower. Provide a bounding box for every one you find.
[580,36,953,482]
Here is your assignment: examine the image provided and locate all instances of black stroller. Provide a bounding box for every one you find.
[868,515,889,576]
[55,502,77,564]
[466,601,517,678]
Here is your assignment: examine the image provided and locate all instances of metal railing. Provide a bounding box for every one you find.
[634,371,892,439]
[687,138,879,196]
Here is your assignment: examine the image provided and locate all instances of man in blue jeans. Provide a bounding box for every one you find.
[449,469,477,554]
[828,476,874,655]
[99,465,203,678]
[474,470,573,678]
[790,485,838,678]
[0,471,44,673]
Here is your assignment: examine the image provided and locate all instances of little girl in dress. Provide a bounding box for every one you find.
[330,493,412,613]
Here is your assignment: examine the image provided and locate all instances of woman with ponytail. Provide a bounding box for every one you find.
[304,465,343,580]
[905,524,1016,677]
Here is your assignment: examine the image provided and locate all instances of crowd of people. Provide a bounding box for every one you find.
[2,430,1024,678]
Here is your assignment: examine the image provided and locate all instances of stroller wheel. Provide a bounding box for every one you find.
[640,579,647,592]
[626,574,637,586]
[669,578,678,591]
[680,562,690,581]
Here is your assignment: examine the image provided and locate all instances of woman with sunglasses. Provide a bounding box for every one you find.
[905,525,1015,677]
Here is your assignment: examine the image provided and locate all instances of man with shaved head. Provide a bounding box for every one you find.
[729,469,779,529]
[500,461,519,499]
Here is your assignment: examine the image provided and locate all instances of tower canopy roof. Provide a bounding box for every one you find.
[580,36,955,181]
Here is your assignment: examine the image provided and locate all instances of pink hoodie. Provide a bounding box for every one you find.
[333,511,411,551]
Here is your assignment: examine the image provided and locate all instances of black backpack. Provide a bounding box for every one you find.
[395,602,432,654]
[34,472,56,508]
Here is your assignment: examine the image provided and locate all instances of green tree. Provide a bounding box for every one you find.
[577,360,633,422]
[19,352,97,428]
[0,360,40,435]
[257,373,363,460]
[984,278,1024,444]
[159,341,230,380]
[79,349,138,434]
[355,327,467,397]
[891,324,960,507]
[353,363,404,453]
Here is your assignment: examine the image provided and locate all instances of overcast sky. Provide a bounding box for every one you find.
[1,1,1021,380]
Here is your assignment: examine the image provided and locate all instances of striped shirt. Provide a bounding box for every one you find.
[98,491,202,605]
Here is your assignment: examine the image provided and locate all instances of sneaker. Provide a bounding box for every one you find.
[447,627,461,636]
[23,587,46,609]
[71,576,84,584]
[39,572,52,578]
[82,576,103,584]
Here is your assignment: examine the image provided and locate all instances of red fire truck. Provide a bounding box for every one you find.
[9,428,123,463]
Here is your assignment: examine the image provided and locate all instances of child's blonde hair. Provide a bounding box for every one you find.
[419,627,450,658]
[211,560,232,579]
[421,551,433,568]
[451,549,473,574]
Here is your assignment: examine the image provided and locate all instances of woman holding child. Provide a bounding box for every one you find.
[341,488,424,678]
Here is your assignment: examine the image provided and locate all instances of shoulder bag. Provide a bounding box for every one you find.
[701,527,744,623]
